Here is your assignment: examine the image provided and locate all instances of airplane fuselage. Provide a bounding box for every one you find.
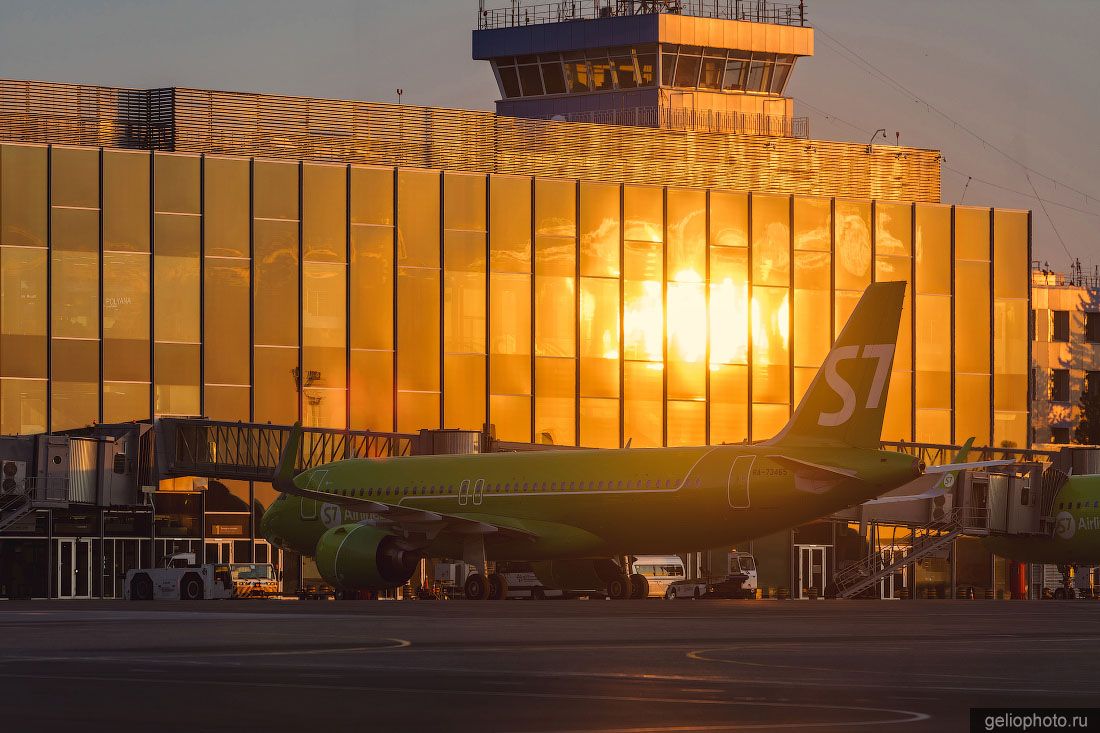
[262,443,919,561]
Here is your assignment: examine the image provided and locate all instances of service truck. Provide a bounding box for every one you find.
[664,551,758,599]
[125,553,279,600]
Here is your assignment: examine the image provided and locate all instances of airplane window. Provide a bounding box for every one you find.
[504,483,510,491]
[695,477,701,488]
[617,480,623,489]
[597,481,603,489]
[551,482,557,491]
[645,479,651,488]
[1078,502,1083,509]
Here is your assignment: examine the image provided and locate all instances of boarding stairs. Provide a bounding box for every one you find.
[833,507,990,599]
[0,478,68,533]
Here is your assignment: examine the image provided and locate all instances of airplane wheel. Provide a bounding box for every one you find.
[606,574,633,600]
[1053,588,1066,600]
[464,573,490,600]
[180,574,204,601]
[488,573,509,600]
[629,574,650,599]
[130,574,153,601]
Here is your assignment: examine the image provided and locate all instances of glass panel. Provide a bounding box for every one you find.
[541,62,566,94]
[636,51,657,86]
[881,370,912,443]
[154,342,200,416]
[623,186,662,244]
[579,183,620,277]
[751,194,789,287]
[793,197,830,252]
[793,250,830,372]
[535,356,575,446]
[103,381,148,423]
[751,285,790,407]
[154,153,200,214]
[712,358,748,440]
[993,209,1028,449]
[535,178,575,238]
[534,237,575,357]
[915,294,951,414]
[102,150,149,252]
[51,338,97,430]
[444,354,485,430]
[445,173,486,232]
[397,170,440,268]
[490,272,531,395]
[0,246,45,376]
[518,64,543,96]
[397,391,439,433]
[876,202,912,257]
[580,397,618,448]
[443,257,485,354]
[498,65,521,98]
[102,252,149,382]
[611,55,637,89]
[955,207,990,262]
[153,213,201,343]
[710,191,747,248]
[668,400,705,447]
[579,277,619,399]
[302,163,347,263]
[699,56,724,90]
[722,58,745,91]
[956,373,990,445]
[204,259,250,387]
[490,176,532,274]
[564,58,590,93]
[624,361,662,448]
[624,241,663,363]
[588,54,613,91]
[674,53,701,87]
[956,260,991,375]
[52,247,98,340]
[253,346,298,424]
[710,245,748,366]
[667,189,706,280]
[0,378,46,434]
[204,156,249,258]
[204,385,250,422]
[752,403,788,441]
[350,349,393,431]
[668,284,705,397]
[915,205,951,295]
[1,144,47,247]
[489,394,530,442]
[351,225,394,350]
[253,219,299,347]
[397,267,440,391]
[302,261,347,428]
[834,199,871,292]
[52,207,98,253]
[350,166,393,226]
[51,146,98,209]
[253,160,298,221]
[994,211,1028,299]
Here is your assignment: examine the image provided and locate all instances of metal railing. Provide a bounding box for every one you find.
[477,0,808,29]
[0,79,943,202]
[156,419,414,483]
[543,106,808,138]
[882,440,1058,467]
[833,506,987,599]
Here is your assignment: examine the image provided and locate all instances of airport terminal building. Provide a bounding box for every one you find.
[0,1,1034,599]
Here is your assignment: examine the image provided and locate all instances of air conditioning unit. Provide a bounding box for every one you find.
[1,460,27,494]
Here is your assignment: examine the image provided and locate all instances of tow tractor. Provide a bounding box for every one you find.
[665,551,759,599]
[124,553,280,600]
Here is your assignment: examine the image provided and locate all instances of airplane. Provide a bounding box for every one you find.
[983,473,1100,597]
[263,280,944,600]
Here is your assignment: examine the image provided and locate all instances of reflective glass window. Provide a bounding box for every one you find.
[204,157,250,258]
[623,186,662,244]
[624,241,663,363]
[625,360,662,448]
[102,252,149,383]
[915,205,951,295]
[955,206,990,262]
[1,247,47,379]
[490,273,531,395]
[710,191,748,248]
[490,176,532,273]
[50,146,98,209]
[699,54,724,90]
[253,160,298,221]
[564,57,590,93]
[579,183,620,277]
[52,338,97,430]
[350,349,393,432]
[674,53,701,87]
[103,381,148,424]
[535,356,575,446]
[397,170,440,267]
[535,237,575,358]
[518,64,543,97]
[253,345,298,425]
[635,49,657,86]
[302,261,347,428]
[52,248,98,340]
[397,266,441,393]
[751,285,790,407]
[253,219,299,348]
[751,194,790,287]
[611,54,638,89]
[709,245,748,367]
[710,364,748,444]
[351,225,394,350]
[834,199,871,292]
[668,400,705,447]
[444,354,485,430]
[350,166,394,226]
[154,342,200,416]
[580,397,618,448]
[153,213,201,344]
[579,277,619,399]
[541,61,566,94]
[302,163,347,263]
[154,153,200,215]
[204,259,250,387]
[589,53,614,91]
[103,150,149,253]
[497,64,521,98]
[1,144,47,248]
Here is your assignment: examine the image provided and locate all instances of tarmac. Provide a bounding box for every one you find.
[0,598,1098,732]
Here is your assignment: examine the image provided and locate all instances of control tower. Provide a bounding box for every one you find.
[473,0,813,136]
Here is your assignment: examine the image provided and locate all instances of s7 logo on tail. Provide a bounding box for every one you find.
[817,344,896,427]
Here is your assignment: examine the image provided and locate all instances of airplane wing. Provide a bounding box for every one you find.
[765,455,859,494]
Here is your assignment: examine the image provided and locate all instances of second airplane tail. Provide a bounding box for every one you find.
[766,281,906,449]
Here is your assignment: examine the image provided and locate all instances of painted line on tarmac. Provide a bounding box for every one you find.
[0,670,930,728]
[0,638,411,664]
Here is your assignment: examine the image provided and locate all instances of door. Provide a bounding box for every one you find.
[796,545,828,599]
[458,479,471,506]
[728,456,754,509]
[299,470,328,520]
[879,546,908,600]
[205,540,232,564]
[472,479,485,506]
[57,539,92,599]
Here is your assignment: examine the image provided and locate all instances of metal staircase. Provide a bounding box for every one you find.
[833,507,990,599]
[0,478,67,533]
[0,487,33,532]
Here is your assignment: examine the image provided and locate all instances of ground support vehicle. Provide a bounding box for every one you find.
[631,555,687,598]
[665,552,758,599]
[125,553,279,600]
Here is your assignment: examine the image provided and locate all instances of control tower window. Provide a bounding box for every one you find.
[497,63,521,98]
[610,47,638,89]
[542,60,567,94]
[699,49,726,90]
[674,46,702,87]
[636,50,657,85]
[723,54,748,91]
[563,53,591,92]
[518,63,544,96]
[661,45,679,84]
[745,58,768,91]
[770,55,795,93]
[589,53,615,91]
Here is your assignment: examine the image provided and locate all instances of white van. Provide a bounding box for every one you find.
[631,555,687,598]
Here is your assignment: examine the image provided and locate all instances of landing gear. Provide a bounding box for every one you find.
[464,573,490,600]
[606,574,633,600]
[488,573,509,600]
[629,573,650,599]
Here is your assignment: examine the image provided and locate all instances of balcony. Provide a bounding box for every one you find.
[477,0,809,30]
[538,105,808,137]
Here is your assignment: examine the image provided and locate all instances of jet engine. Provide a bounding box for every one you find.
[314,524,422,591]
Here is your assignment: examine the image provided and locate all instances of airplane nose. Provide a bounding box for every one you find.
[260,501,285,547]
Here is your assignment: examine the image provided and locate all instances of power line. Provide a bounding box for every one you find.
[812,25,1100,209]
[1027,171,1074,260]
[942,167,1100,219]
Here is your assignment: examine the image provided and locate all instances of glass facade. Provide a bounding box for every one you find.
[0,142,1030,448]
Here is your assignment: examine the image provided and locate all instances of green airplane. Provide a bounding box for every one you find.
[983,474,1100,571]
[262,280,930,600]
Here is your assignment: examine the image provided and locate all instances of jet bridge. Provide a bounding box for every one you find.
[833,462,1062,598]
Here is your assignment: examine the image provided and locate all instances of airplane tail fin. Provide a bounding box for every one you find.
[766,281,906,449]
[273,422,303,494]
